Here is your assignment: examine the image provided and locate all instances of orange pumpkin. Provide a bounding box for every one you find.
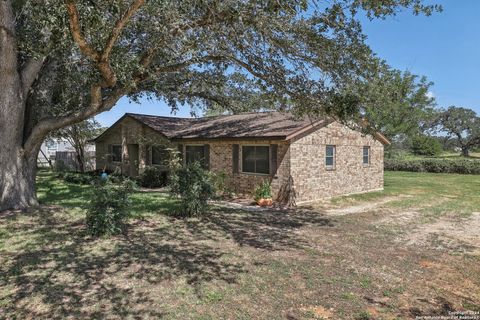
[257,198,273,207]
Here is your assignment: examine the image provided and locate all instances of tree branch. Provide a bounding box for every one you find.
[23,85,125,154]
[65,0,145,88]
[21,57,46,97]
[102,0,145,61]
[64,0,100,61]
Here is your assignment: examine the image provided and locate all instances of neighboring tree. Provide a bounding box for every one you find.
[344,66,437,141]
[51,119,102,173]
[410,134,442,156]
[435,106,480,157]
[0,0,441,210]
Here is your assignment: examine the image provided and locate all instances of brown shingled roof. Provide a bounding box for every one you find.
[94,111,390,144]
[127,112,326,140]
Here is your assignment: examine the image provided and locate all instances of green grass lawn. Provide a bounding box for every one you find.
[36,170,179,218]
[331,171,480,218]
[1,170,479,319]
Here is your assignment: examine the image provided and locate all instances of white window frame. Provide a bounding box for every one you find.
[241,144,270,176]
[325,145,336,169]
[363,146,370,165]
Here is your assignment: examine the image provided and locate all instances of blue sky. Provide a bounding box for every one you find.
[96,0,479,126]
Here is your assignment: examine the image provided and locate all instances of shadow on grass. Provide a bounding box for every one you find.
[8,171,337,317]
[0,206,244,318]
[181,206,335,250]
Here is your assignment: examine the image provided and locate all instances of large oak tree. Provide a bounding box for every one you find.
[435,106,480,157]
[0,0,439,210]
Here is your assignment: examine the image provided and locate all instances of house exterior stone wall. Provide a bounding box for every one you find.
[289,121,384,203]
[95,117,290,197]
[95,117,170,174]
[179,139,290,197]
[95,116,385,202]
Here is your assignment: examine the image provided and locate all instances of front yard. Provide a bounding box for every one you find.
[0,171,479,319]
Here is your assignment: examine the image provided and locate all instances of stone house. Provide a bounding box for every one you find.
[94,112,389,203]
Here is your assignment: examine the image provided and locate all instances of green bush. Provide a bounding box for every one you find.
[86,179,136,236]
[410,135,443,156]
[254,180,272,201]
[385,159,480,174]
[137,166,168,188]
[63,172,94,185]
[209,170,234,198]
[169,162,215,217]
[54,159,68,172]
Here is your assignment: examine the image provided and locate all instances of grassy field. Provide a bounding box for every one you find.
[0,170,479,319]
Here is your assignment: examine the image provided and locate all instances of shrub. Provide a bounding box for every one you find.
[410,135,443,156]
[86,179,136,236]
[169,162,215,217]
[137,166,168,188]
[209,170,234,198]
[254,180,272,201]
[54,159,68,172]
[63,172,94,185]
[385,159,480,174]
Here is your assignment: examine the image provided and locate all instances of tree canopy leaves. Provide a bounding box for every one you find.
[15,0,441,132]
[435,106,480,156]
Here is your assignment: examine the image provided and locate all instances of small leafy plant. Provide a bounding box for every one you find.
[86,178,136,236]
[209,170,234,198]
[254,180,272,202]
[169,162,215,217]
[137,166,168,188]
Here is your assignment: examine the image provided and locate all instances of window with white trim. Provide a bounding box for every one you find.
[242,146,270,174]
[325,145,335,168]
[363,146,370,165]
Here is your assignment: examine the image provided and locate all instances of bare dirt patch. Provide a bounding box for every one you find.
[406,212,480,255]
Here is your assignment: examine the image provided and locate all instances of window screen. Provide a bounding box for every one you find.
[325,145,335,167]
[152,146,168,165]
[242,146,270,174]
[112,145,122,162]
[186,145,206,166]
[363,146,370,165]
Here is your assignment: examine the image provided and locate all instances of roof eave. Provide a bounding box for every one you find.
[171,135,288,141]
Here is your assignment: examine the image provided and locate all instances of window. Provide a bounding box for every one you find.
[325,145,335,168]
[363,146,370,165]
[242,146,270,174]
[186,145,206,166]
[152,145,168,165]
[111,145,122,162]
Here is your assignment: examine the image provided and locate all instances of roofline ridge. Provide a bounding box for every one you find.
[125,112,195,120]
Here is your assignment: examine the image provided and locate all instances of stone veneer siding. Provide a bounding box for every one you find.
[95,117,171,174]
[96,117,385,202]
[95,117,290,197]
[179,140,290,198]
[289,121,384,203]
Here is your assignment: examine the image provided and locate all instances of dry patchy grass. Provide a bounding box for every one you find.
[0,171,479,319]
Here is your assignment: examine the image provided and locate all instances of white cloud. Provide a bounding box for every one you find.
[426,91,435,99]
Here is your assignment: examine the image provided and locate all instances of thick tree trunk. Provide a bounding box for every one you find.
[461,147,469,157]
[1,0,39,211]
[0,146,39,211]
[76,145,86,173]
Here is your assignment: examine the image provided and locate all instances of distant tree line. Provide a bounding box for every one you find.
[328,63,479,158]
